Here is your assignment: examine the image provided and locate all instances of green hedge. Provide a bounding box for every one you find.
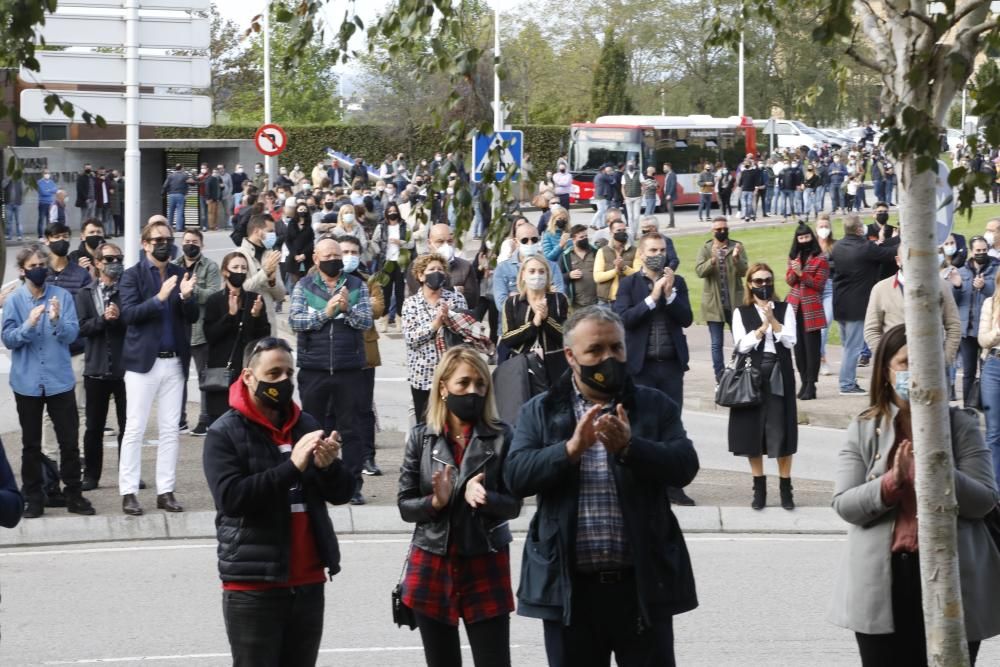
[155,124,568,176]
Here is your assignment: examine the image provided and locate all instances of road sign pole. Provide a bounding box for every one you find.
[262,4,276,184]
[124,0,141,266]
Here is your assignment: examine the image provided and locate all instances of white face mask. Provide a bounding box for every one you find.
[986,232,996,247]
[520,242,538,258]
[525,274,548,291]
[342,213,355,225]
[816,227,831,239]
[436,243,454,262]
[943,244,957,256]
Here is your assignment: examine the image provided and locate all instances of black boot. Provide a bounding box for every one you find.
[806,381,818,400]
[796,382,807,400]
[751,476,766,510]
[800,381,815,401]
[779,477,795,510]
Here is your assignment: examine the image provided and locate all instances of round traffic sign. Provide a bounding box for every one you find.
[254,123,287,157]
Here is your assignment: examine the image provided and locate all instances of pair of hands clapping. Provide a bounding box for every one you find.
[430,468,487,511]
[565,404,632,463]
[290,430,343,471]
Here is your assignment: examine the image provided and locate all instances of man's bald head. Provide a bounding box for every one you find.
[429,223,453,248]
[147,214,168,226]
[314,237,340,259]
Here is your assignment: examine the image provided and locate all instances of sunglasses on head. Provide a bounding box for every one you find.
[750,277,774,286]
[519,237,540,244]
[250,337,293,356]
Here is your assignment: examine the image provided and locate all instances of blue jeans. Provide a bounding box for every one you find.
[644,195,657,215]
[708,320,728,381]
[830,184,844,211]
[885,180,895,206]
[819,281,833,357]
[874,180,886,203]
[741,190,755,219]
[980,356,1000,490]
[805,189,817,217]
[764,187,774,216]
[838,319,865,391]
[167,193,186,231]
[815,185,827,212]
[698,193,712,219]
[779,189,794,216]
[5,204,21,239]
[794,190,804,215]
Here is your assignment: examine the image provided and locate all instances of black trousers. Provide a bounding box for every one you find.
[414,611,511,667]
[222,584,325,667]
[387,264,405,320]
[298,368,364,479]
[793,308,821,384]
[474,297,499,346]
[543,573,675,667]
[412,387,430,424]
[855,552,981,666]
[15,390,82,499]
[83,376,126,483]
[360,367,377,463]
[959,336,981,405]
[634,358,684,408]
[719,189,733,216]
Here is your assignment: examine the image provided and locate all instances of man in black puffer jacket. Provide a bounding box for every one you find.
[203,337,354,667]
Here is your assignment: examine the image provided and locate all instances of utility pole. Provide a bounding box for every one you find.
[263,3,276,183]
[493,5,501,131]
[738,22,745,117]
[124,0,140,265]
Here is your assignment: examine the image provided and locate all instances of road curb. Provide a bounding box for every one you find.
[0,505,847,547]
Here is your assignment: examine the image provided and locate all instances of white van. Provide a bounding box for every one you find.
[756,119,828,151]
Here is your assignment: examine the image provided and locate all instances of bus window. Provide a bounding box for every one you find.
[571,128,641,172]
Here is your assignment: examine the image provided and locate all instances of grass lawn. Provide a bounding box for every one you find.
[671,202,1000,345]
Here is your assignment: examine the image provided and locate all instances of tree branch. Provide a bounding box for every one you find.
[952,0,991,27]
[962,17,1000,41]
[845,44,885,73]
[901,8,937,31]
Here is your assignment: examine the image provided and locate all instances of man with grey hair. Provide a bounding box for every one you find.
[505,305,699,666]
[639,216,680,271]
[831,214,898,395]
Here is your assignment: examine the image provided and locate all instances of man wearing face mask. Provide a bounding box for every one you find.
[75,242,128,490]
[955,236,997,406]
[203,337,355,666]
[290,238,373,505]
[560,224,598,312]
[828,154,848,213]
[621,160,643,236]
[614,234,696,507]
[504,306,699,667]
[493,219,566,340]
[118,217,199,516]
[552,160,572,209]
[864,247,960,367]
[252,162,269,191]
[174,230,221,436]
[68,218,107,279]
[695,218,748,382]
[594,218,639,304]
[985,218,1000,260]
[3,244,94,519]
[36,169,58,237]
[408,223,479,310]
[866,202,901,280]
[238,216,287,334]
[75,163,97,227]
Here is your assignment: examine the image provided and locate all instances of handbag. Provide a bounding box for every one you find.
[965,357,983,410]
[391,548,417,630]
[714,351,762,408]
[199,297,246,392]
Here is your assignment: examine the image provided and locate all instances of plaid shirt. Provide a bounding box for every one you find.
[572,384,631,572]
[785,254,829,332]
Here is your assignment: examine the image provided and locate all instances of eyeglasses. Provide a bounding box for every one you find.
[519,237,540,245]
[750,278,774,286]
[101,256,123,263]
[250,337,292,356]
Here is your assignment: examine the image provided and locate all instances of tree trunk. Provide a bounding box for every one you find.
[898,155,970,667]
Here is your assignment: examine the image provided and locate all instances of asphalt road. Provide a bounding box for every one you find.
[2,534,995,666]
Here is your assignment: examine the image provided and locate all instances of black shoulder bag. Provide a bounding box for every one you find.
[199,296,246,392]
[715,350,762,408]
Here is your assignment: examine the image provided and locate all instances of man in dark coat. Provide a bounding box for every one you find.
[504,306,699,667]
[75,163,97,227]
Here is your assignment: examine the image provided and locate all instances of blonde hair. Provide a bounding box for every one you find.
[516,255,552,293]
[425,347,502,433]
[338,204,357,225]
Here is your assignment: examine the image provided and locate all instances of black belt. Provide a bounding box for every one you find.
[576,568,634,584]
[157,351,177,359]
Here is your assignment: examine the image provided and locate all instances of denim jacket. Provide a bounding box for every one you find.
[1,283,79,396]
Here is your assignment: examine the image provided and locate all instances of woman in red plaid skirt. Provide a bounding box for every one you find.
[786,222,830,401]
[398,346,522,667]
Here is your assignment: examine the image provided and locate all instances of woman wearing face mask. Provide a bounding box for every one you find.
[717,164,735,217]
[785,223,829,401]
[729,263,799,510]
[284,205,315,289]
[374,202,414,331]
[540,208,570,262]
[397,346,521,667]
[499,257,569,386]
[552,161,573,210]
[332,204,370,261]
[402,254,470,421]
[202,252,271,426]
[829,324,1000,665]
[815,214,837,376]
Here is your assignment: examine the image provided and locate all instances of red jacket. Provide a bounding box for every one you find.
[786,254,829,332]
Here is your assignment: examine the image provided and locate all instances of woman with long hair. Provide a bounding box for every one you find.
[815,213,836,376]
[499,256,569,385]
[977,269,1000,488]
[283,202,314,289]
[829,323,1000,665]
[785,222,829,400]
[728,262,799,510]
[332,203,370,262]
[398,346,521,667]
[374,201,413,331]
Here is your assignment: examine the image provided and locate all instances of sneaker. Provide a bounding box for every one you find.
[376,318,388,333]
[190,423,209,437]
[839,385,868,396]
[81,477,99,491]
[820,362,832,376]
[104,426,116,436]
[858,355,870,367]
[66,494,96,516]
[178,422,190,435]
[350,491,366,506]
[362,460,383,476]
[23,499,43,519]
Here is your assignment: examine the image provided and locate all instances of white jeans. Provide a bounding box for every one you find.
[119,357,184,496]
[625,197,642,237]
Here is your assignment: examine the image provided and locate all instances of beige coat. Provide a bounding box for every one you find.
[977,296,1000,353]
[828,405,1000,639]
[238,239,287,336]
[863,274,960,362]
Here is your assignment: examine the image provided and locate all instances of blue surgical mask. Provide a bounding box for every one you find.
[520,242,538,258]
[342,255,360,273]
[263,231,277,249]
[893,370,911,402]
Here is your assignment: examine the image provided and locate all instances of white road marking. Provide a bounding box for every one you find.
[44,645,525,664]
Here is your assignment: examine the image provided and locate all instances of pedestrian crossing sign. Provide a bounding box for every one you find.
[473,131,523,183]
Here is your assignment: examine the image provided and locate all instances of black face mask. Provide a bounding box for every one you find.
[875,211,889,225]
[445,392,485,424]
[254,377,294,409]
[613,231,629,243]
[424,271,446,291]
[228,272,247,288]
[320,259,343,277]
[85,235,104,250]
[324,202,335,210]
[714,230,729,242]
[575,238,590,251]
[975,253,990,265]
[751,284,775,301]
[576,356,627,397]
[151,243,173,262]
[182,243,201,259]
[555,218,567,230]
[387,213,400,221]
[49,240,70,257]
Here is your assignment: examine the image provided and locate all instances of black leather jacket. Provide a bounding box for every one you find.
[398,421,521,556]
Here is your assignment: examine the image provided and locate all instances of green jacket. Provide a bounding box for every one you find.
[694,239,747,323]
[173,253,221,346]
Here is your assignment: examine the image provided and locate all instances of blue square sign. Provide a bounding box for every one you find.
[473,131,523,183]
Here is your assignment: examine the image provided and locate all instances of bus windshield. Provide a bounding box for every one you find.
[571,127,641,172]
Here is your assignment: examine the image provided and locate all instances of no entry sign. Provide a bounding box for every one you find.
[255,123,287,157]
